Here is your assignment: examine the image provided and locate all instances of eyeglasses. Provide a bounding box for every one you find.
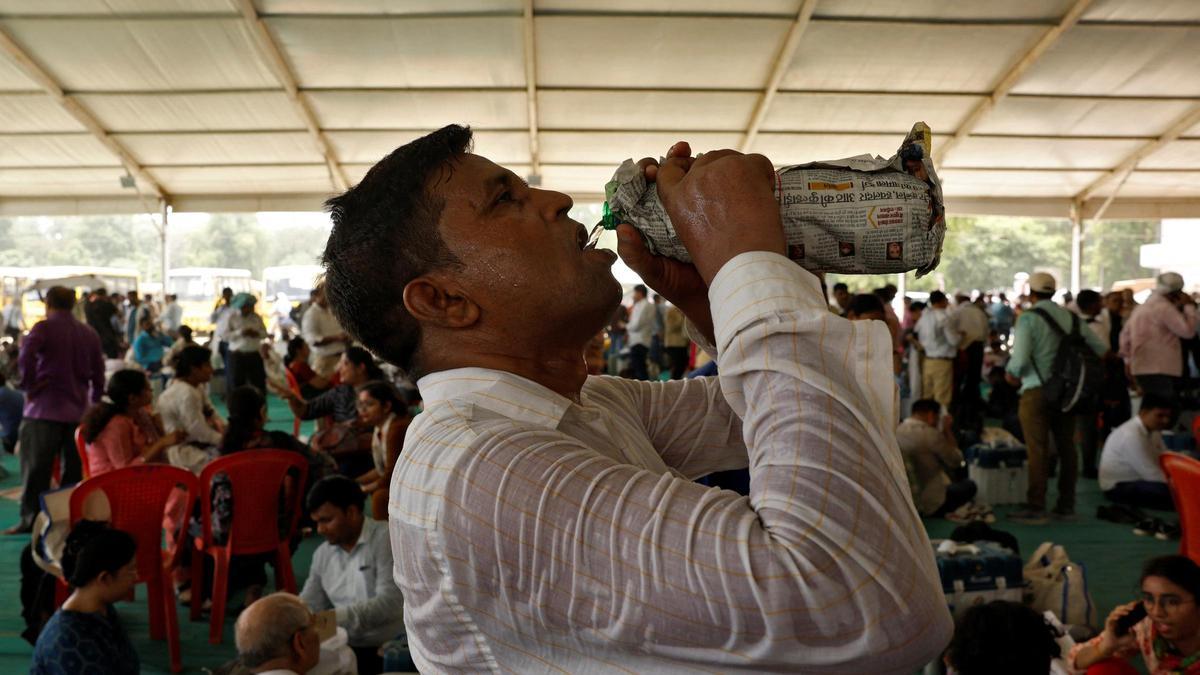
[1142,593,1194,612]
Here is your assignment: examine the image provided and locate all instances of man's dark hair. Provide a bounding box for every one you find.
[174,345,212,378]
[45,286,75,311]
[1076,289,1101,312]
[221,287,233,296]
[1140,392,1176,414]
[633,284,648,296]
[945,600,1059,675]
[847,293,884,317]
[929,290,948,305]
[910,301,927,312]
[322,124,470,378]
[911,398,941,417]
[306,475,366,514]
[832,282,848,293]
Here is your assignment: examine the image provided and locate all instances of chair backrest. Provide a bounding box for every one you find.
[69,465,199,581]
[74,426,90,481]
[284,369,302,435]
[197,450,308,555]
[1162,453,1200,562]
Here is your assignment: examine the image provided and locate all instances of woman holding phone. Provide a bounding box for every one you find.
[1071,555,1200,674]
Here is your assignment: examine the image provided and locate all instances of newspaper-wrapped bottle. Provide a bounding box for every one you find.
[596,122,945,277]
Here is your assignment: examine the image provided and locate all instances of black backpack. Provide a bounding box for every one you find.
[1029,307,1104,414]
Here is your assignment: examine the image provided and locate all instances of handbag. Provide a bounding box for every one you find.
[1023,541,1096,628]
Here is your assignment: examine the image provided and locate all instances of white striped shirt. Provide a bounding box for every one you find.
[389,251,951,673]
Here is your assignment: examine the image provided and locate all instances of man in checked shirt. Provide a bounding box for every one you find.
[319,125,952,673]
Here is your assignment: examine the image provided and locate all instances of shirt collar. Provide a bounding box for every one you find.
[417,367,573,429]
[347,516,377,552]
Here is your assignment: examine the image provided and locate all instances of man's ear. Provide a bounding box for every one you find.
[403,275,480,330]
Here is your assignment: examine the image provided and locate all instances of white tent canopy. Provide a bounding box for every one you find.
[0,0,1198,222]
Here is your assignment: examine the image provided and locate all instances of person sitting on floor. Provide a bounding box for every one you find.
[1070,555,1200,674]
[31,521,140,675]
[235,592,320,675]
[944,600,1065,675]
[300,476,405,675]
[1099,393,1178,512]
[275,346,382,476]
[81,369,186,476]
[896,398,977,518]
[157,345,224,473]
[284,337,332,399]
[353,381,411,520]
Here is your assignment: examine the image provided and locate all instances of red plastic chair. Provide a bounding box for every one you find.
[191,450,308,644]
[67,465,200,673]
[1162,453,1200,563]
[75,426,90,481]
[284,368,303,436]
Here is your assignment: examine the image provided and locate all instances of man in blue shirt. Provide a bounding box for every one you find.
[1005,272,1108,524]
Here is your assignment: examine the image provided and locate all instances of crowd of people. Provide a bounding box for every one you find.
[3,125,1200,674]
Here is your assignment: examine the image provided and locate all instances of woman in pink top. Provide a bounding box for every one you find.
[80,370,185,476]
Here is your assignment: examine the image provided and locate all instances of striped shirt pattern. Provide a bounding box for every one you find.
[389,251,952,673]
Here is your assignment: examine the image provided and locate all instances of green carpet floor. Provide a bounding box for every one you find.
[0,393,1181,672]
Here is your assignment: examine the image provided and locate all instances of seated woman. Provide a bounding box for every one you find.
[164,325,195,372]
[284,337,331,399]
[1071,555,1200,674]
[31,521,139,675]
[132,316,172,374]
[157,345,224,473]
[354,381,411,520]
[276,347,382,476]
[81,369,186,476]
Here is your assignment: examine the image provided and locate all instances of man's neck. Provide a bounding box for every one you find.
[340,518,366,553]
[426,343,590,403]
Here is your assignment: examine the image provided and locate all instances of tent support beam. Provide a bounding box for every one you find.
[160,200,169,287]
[740,0,819,152]
[233,0,349,192]
[1069,201,1083,294]
[0,26,166,200]
[936,0,1095,165]
[522,0,542,181]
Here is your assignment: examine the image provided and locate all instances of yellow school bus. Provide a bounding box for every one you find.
[166,267,258,335]
[0,266,139,330]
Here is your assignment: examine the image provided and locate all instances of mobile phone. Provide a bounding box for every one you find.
[1114,603,1148,636]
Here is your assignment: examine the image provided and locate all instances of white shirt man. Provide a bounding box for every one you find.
[159,296,184,335]
[302,299,346,378]
[390,253,950,673]
[1098,396,1177,515]
[227,310,268,353]
[914,292,960,409]
[625,295,654,349]
[950,299,990,347]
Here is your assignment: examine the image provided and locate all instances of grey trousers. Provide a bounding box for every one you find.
[18,419,81,527]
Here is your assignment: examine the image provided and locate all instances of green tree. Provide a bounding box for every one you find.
[177,214,267,276]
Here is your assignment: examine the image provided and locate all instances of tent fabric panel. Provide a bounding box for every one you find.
[0,94,87,132]
[0,18,279,91]
[0,134,121,167]
[535,16,787,89]
[327,129,529,165]
[1140,141,1200,170]
[0,0,234,14]
[540,131,742,165]
[748,132,922,166]
[76,92,305,132]
[0,51,38,91]
[152,164,335,194]
[1118,171,1200,198]
[306,90,528,130]
[256,0,521,14]
[812,0,1075,21]
[0,167,135,195]
[945,137,1148,170]
[976,97,1198,138]
[538,164,619,196]
[116,131,323,165]
[535,0,801,14]
[265,16,526,88]
[938,169,1105,198]
[781,22,1047,93]
[538,90,757,131]
[1012,25,1200,97]
[762,92,980,134]
[1083,0,1200,22]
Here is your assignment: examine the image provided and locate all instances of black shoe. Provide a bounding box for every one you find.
[2,523,31,536]
[1134,518,1162,537]
[1156,521,1181,541]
